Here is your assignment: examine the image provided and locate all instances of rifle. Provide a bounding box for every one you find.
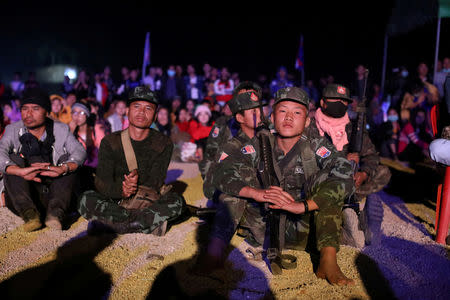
[185,204,216,218]
[346,69,369,214]
[349,69,369,167]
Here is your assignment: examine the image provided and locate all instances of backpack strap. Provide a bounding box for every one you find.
[121,129,138,171]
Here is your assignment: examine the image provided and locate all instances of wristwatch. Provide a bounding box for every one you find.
[59,163,70,175]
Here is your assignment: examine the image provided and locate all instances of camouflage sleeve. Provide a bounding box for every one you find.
[199,119,228,179]
[358,130,380,180]
[211,142,259,197]
[307,138,355,209]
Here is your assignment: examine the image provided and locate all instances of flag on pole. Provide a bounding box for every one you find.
[295,35,304,71]
[142,32,151,81]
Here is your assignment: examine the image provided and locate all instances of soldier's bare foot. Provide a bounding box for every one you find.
[315,247,354,286]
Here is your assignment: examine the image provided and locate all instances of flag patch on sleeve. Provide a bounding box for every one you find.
[212,127,220,138]
[316,146,331,158]
[241,145,256,154]
[218,152,229,162]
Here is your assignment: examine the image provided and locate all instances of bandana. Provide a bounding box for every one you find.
[314,108,349,151]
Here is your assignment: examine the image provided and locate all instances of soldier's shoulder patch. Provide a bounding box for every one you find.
[218,152,229,163]
[316,146,331,158]
[212,127,220,138]
[241,145,256,154]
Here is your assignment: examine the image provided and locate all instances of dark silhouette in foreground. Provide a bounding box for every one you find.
[0,225,117,300]
[147,208,274,299]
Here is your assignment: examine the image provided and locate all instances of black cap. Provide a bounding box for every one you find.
[322,84,353,102]
[21,88,51,112]
[127,86,159,106]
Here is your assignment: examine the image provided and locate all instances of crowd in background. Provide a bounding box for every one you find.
[0,58,449,174]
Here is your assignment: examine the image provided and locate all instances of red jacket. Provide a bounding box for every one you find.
[188,120,214,142]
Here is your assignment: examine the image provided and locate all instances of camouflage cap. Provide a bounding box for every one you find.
[322,83,353,102]
[274,87,310,108]
[228,91,266,115]
[127,86,158,106]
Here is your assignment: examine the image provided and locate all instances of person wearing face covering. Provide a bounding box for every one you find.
[306,83,391,248]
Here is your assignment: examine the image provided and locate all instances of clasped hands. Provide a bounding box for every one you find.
[8,163,67,183]
[122,169,138,198]
[244,186,309,215]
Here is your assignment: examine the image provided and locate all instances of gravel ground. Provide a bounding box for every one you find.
[0,162,449,299]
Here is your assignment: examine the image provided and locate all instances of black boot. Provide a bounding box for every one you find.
[359,193,384,246]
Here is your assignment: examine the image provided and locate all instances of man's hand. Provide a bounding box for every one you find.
[269,201,305,214]
[354,171,368,187]
[122,169,138,198]
[7,165,45,182]
[262,186,295,207]
[347,153,360,165]
[39,164,65,178]
[239,186,294,206]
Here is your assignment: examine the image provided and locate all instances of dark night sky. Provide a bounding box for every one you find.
[1,3,449,91]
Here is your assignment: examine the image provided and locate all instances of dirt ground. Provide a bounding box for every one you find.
[0,162,449,299]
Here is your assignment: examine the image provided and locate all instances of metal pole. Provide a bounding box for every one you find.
[433,18,442,83]
[301,68,305,87]
[381,34,388,97]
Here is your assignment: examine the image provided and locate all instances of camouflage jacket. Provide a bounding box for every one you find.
[212,126,354,209]
[211,129,260,197]
[308,118,380,180]
[271,129,354,209]
[200,115,240,198]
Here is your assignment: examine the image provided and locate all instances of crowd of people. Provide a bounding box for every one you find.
[1,60,449,167]
[0,58,449,287]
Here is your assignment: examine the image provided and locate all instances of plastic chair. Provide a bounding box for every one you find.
[430,104,450,244]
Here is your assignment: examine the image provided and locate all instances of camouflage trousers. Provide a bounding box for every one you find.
[78,190,184,234]
[210,193,267,245]
[285,196,343,252]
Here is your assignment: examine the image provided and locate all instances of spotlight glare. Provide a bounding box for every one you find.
[64,68,77,80]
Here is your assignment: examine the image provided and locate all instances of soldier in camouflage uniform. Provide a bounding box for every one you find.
[210,87,355,285]
[310,83,391,248]
[200,81,263,199]
[78,86,184,235]
[194,89,269,272]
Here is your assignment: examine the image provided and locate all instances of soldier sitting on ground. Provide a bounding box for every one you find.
[201,87,355,285]
[77,86,184,235]
[195,85,268,272]
[308,83,391,248]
